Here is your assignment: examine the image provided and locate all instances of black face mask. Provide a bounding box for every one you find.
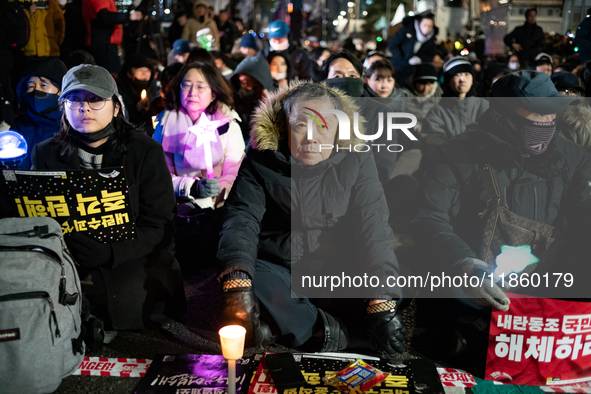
[68,121,116,144]
[27,90,61,118]
[239,87,256,99]
[325,77,364,98]
[132,78,150,91]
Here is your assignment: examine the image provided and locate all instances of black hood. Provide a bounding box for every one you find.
[16,58,67,107]
[16,58,67,125]
[231,54,275,91]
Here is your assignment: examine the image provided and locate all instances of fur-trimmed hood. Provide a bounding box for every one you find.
[557,103,591,152]
[249,80,365,152]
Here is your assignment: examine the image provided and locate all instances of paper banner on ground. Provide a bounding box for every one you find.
[437,368,477,387]
[74,357,151,377]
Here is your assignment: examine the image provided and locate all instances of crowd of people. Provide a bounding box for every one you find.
[2,0,591,377]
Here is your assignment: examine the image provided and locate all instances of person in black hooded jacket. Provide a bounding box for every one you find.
[11,58,68,169]
[231,55,274,141]
[218,81,406,357]
[388,11,438,87]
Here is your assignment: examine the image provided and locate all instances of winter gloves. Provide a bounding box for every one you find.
[460,258,511,311]
[191,178,221,198]
[220,271,269,348]
[65,232,113,268]
[366,300,406,357]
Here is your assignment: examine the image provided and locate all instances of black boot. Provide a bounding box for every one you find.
[318,309,348,352]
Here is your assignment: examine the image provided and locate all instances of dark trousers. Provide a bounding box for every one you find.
[252,260,370,347]
[252,260,318,346]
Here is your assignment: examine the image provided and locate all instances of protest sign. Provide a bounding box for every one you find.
[486,294,591,386]
[2,168,136,242]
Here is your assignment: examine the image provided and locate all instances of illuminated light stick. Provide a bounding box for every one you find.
[141,89,147,100]
[494,245,539,279]
[188,112,220,179]
[219,325,246,394]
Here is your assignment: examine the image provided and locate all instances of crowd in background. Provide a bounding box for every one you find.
[3,0,591,376]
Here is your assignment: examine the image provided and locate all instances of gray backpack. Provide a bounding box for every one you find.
[0,217,84,394]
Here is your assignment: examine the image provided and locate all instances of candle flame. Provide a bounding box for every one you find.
[141,89,147,100]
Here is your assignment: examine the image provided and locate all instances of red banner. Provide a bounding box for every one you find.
[485,294,591,386]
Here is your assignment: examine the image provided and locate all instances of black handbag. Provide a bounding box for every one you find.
[477,164,561,275]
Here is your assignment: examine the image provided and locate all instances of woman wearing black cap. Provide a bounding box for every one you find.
[31,64,187,333]
[11,58,68,169]
[411,70,588,375]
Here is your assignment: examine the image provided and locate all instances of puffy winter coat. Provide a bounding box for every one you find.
[153,104,245,209]
[11,58,67,169]
[411,108,591,273]
[182,2,220,50]
[22,0,65,57]
[421,97,489,148]
[217,81,401,298]
[388,16,438,86]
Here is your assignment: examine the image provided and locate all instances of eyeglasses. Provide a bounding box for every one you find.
[65,97,112,110]
[559,89,582,97]
[180,82,210,93]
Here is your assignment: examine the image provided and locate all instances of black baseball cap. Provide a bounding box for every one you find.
[491,70,578,115]
[551,71,585,94]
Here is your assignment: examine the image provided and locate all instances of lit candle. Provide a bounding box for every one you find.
[151,116,157,129]
[141,89,147,100]
[219,325,246,394]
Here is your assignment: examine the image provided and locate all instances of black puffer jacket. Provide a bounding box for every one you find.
[217,81,401,298]
[411,108,591,272]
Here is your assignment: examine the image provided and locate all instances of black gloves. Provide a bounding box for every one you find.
[191,178,221,198]
[366,301,406,357]
[220,271,268,348]
[66,232,113,268]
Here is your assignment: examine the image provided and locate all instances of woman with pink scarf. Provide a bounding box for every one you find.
[153,62,244,262]
[153,62,244,210]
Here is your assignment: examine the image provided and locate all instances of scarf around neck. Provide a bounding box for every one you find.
[160,106,233,170]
